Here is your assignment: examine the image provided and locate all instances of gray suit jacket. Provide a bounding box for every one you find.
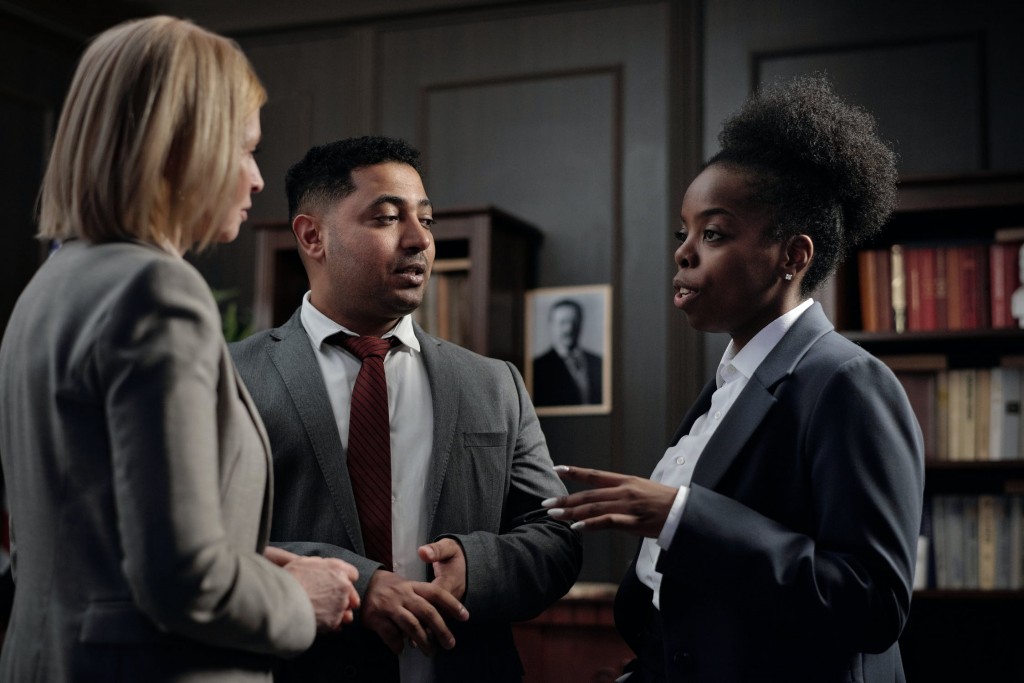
[0,241,316,683]
[230,310,583,682]
[615,303,924,683]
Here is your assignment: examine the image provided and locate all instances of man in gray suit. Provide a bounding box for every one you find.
[230,136,582,683]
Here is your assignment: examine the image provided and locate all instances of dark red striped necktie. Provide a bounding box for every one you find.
[333,334,396,568]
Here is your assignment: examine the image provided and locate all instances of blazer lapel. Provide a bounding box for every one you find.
[267,312,365,553]
[415,324,461,536]
[690,303,834,491]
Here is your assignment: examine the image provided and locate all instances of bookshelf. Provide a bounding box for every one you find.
[252,206,542,366]
[829,171,1024,681]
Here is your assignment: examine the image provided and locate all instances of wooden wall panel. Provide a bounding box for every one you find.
[423,69,617,286]
[704,0,1024,172]
[756,35,986,175]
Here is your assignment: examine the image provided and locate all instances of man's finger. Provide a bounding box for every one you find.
[377,621,406,655]
[393,607,437,656]
[417,537,460,564]
[412,583,469,622]
[405,591,457,650]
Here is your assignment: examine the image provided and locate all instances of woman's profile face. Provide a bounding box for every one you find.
[214,110,264,244]
[672,163,791,350]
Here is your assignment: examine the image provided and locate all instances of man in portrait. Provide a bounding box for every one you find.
[532,298,603,407]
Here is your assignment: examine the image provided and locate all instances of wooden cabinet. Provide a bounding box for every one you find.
[827,172,1024,682]
[414,206,542,366]
[252,206,541,366]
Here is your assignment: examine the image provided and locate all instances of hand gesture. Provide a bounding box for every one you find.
[264,546,360,632]
[542,465,677,538]
[418,538,467,601]
[361,570,469,657]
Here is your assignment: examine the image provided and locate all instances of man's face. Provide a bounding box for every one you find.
[550,305,581,350]
[312,162,435,336]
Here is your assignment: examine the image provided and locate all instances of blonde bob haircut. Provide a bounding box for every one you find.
[38,15,266,252]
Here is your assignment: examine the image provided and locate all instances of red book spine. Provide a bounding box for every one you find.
[906,248,923,331]
[946,247,962,330]
[934,246,949,330]
[878,247,894,332]
[978,246,991,329]
[919,247,938,330]
[858,250,879,332]
[958,245,990,329]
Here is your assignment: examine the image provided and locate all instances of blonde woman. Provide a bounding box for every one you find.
[0,16,358,682]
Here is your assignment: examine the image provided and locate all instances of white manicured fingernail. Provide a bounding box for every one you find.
[541,498,558,507]
[554,465,570,473]
[547,508,565,518]
[571,521,586,530]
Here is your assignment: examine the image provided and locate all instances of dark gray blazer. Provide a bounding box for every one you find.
[230,311,582,682]
[615,303,925,683]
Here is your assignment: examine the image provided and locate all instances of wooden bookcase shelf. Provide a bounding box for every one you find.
[833,172,1024,682]
[847,328,1024,369]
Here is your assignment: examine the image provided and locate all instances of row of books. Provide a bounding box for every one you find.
[893,365,1022,462]
[857,229,1023,333]
[920,494,1024,591]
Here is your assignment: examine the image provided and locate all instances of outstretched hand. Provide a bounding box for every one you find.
[418,538,467,601]
[542,465,678,539]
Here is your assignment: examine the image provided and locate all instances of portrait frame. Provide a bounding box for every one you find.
[524,284,612,417]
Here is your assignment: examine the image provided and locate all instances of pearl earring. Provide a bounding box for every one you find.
[784,273,793,281]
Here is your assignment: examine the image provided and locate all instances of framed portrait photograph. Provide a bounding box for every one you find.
[524,284,612,416]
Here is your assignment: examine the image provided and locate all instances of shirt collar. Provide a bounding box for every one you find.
[300,291,421,352]
[716,298,814,388]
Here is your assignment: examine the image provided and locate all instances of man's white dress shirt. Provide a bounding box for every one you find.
[301,293,436,682]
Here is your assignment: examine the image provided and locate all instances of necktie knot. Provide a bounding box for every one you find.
[334,334,395,361]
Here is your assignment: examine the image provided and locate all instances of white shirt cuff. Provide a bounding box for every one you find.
[657,485,689,550]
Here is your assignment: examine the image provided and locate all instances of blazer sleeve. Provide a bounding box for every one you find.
[96,258,316,656]
[657,354,924,653]
[443,361,583,622]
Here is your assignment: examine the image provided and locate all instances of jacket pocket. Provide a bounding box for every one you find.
[462,431,507,448]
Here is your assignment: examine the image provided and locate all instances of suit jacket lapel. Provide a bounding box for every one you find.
[267,312,365,553]
[415,324,460,536]
[690,303,834,491]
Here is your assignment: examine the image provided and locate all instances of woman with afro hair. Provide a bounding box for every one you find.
[544,75,924,682]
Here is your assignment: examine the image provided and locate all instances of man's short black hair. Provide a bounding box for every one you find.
[285,136,422,220]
